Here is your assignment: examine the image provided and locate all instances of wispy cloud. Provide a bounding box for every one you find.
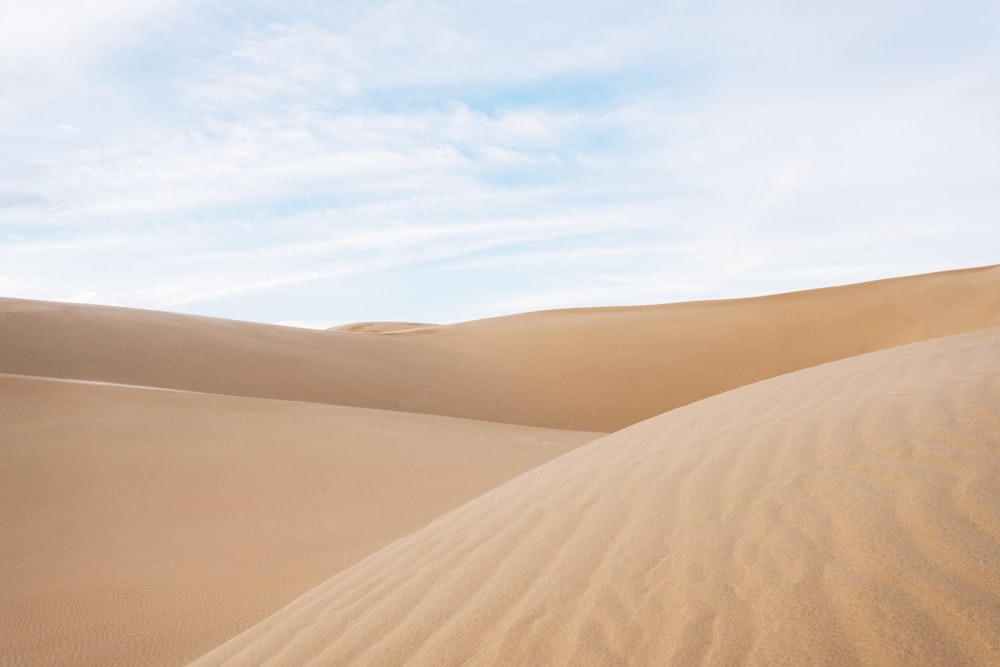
[1,0,998,324]
[185,23,364,109]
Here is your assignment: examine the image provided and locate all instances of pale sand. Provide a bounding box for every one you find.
[327,321,440,334]
[0,375,598,666]
[191,327,1000,666]
[1,264,998,431]
[3,265,999,666]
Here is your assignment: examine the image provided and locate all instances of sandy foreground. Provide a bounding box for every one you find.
[0,377,597,665]
[191,326,1000,667]
[0,264,999,665]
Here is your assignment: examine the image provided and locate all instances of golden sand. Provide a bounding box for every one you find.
[193,328,1000,666]
[2,264,998,431]
[2,264,999,665]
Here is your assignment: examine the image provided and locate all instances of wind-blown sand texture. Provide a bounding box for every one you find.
[193,327,1000,666]
[2,264,998,431]
[1,264,999,666]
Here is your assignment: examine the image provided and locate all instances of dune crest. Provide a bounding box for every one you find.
[1,264,999,430]
[192,328,1000,666]
[326,321,440,334]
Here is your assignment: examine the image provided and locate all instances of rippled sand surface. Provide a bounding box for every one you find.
[194,328,1000,666]
[2,265,999,665]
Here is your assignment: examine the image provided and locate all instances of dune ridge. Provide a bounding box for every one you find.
[0,375,598,666]
[327,321,440,334]
[2,264,999,431]
[191,327,1000,666]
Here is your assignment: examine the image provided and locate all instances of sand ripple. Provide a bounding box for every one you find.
[192,328,1000,666]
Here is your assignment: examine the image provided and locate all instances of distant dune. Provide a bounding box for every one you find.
[327,321,440,334]
[0,375,597,666]
[2,264,998,431]
[191,327,1000,666]
[2,264,999,666]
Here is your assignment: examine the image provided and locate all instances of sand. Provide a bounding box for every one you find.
[1,264,998,431]
[327,321,440,334]
[191,327,1000,666]
[2,264,999,666]
[0,375,598,666]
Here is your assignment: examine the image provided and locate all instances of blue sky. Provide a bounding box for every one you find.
[1,0,998,327]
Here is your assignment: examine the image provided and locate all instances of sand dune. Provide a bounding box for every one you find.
[4,265,999,666]
[191,328,1000,666]
[1,265,998,431]
[327,321,440,334]
[0,375,598,666]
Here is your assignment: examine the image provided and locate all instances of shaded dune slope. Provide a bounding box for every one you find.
[0,375,598,666]
[193,328,1000,666]
[1,265,998,431]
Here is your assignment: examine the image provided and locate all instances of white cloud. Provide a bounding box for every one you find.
[186,23,364,109]
[9,100,619,232]
[276,319,338,330]
[0,0,189,74]
[2,0,998,324]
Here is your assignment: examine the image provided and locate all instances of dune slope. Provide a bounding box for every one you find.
[0,376,598,666]
[192,327,1000,666]
[1,264,998,430]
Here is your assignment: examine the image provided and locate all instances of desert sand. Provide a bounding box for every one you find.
[1,264,999,666]
[0,376,597,665]
[328,321,440,334]
[2,264,999,431]
[191,326,1000,666]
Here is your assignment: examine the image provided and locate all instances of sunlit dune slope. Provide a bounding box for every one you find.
[192,327,1000,667]
[0,375,598,667]
[1,264,998,431]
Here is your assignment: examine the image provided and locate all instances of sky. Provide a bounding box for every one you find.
[1,0,998,327]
